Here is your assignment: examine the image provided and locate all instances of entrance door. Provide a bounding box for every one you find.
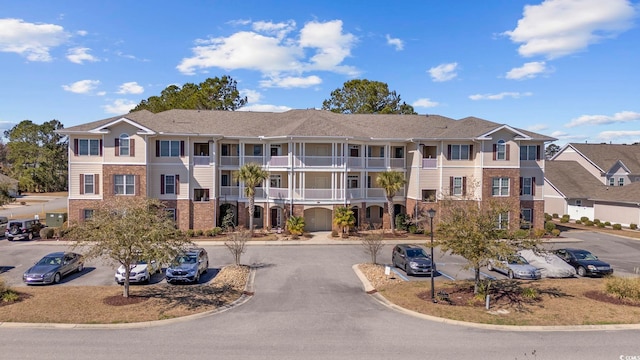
[271,208,281,228]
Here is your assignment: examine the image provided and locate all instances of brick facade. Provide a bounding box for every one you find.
[102,165,147,198]
[482,168,523,230]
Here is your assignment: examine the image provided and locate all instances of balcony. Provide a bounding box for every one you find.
[268,187,289,199]
[220,186,240,197]
[268,156,289,167]
[193,156,210,166]
[347,157,363,168]
[244,156,264,165]
[346,188,363,199]
[296,156,344,167]
[422,158,437,169]
[366,158,385,168]
[220,156,239,166]
[389,158,405,168]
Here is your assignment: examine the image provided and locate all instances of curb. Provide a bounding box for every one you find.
[351,264,640,332]
[0,266,256,329]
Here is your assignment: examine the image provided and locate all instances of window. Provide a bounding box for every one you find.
[271,145,282,156]
[253,145,262,156]
[393,146,404,158]
[448,145,470,160]
[452,177,463,196]
[619,178,625,186]
[194,189,210,201]
[114,175,135,195]
[83,174,94,194]
[194,143,209,156]
[221,174,230,186]
[348,175,359,189]
[492,177,510,196]
[119,134,130,156]
[83,209,94,220]
[497,212,509,230]
[161,174,179,195]
[422,189,436,202]
[521,208,532,229]
[520,145,539,161]
[77,139,100,156]
[165,208,176,221]
[520,177,534,196]
[496,140,506,160]
[254,206,262,219]
[576,200,582,206]
[158,140,181,157]
[609,178,615,186]
[367,175,372,188]
[349,145,359,157]
[270,175,282,188]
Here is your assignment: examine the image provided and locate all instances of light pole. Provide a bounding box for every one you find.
[427,208,436,302]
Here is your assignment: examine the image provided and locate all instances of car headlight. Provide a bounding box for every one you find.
[409,262,419,269]
[587,265,597,271]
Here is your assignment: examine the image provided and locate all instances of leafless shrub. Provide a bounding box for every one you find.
[225,228,251,265]
[361,230,385,264]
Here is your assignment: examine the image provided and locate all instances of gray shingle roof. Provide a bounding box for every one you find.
[60,109,556,141]
[569,143,640,174]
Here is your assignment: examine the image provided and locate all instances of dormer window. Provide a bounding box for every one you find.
[496,140,506,160]
[119,134,130,156]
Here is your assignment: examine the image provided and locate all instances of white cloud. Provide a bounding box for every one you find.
[386,34,404,51]
[428,62,458,82]
[597,130,640,141]
[76,30,88,36]
[550,130,586,140]
[240,89,263,104]
[103,99,137,114]
[565,111,640,128]
[62,79,101,94]
[66,47,99,64]
[504,0,636,59]
[238,104,292,112]
[177,19,358,77]
[116,82,144,94]
[0,18,70,61]
[469,92,533,100]
[526,124,548,132]
[506,61,547,80]
[260,75,322,88]
[412,98,439,108]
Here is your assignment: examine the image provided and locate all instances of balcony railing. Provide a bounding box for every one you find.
[366,158,385,168]
[346,188,363,199]
[390,158,405,168]
[220,156,239,166]
[268,156,289,167]
[298,156,344,167]
[244,156,264,165]
[303,188,334,199]
[347,157,363,168]
[193,156,210,166]
[220,186,239,196]
[268,187,289,199]
[422,158,437,169]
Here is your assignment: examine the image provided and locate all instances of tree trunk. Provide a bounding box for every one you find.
[248,195,255,235]
[473,267,481,294]
[387,196,395,235]
[123,268,130,298]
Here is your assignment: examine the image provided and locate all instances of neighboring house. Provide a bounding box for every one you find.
[544,144,640,226]
[0,174,19,197]
[552,143,640,187]
[57,109,554,232]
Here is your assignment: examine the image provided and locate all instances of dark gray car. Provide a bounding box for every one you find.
[392,244,436,276]
[23,251,84,285]
[165,248,209,284]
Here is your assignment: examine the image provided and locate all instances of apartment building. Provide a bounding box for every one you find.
[59,109,554,232]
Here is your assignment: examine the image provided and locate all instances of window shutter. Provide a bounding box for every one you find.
[506,144,510,160]
[532,177,536,196]
[99,139,103,156]
[115,138,120,156]
[135,175,140,196]
[493,144,497,160]
[469,145,474,160]
[174,208,179,224]
[519,177,523,195]
[73,139,78,156]
[462,176,467,196]
[79,174,84,195]
[447,145,452,160]
[156,140,160,157]
[160,174,165,195]
[112,175,115,195]
[176,174,180,195]
[449,177,454,196]
[180,141,185,157]
[79,209,85,223]
[130,139,135,157]
[536,145,541,160]
[95,174,99,195]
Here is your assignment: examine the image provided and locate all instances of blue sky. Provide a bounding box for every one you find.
[1,0,639,146]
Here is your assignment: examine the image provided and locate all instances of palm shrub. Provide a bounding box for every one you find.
[376,170,406,235]
[286,216,305,236]
[333,206,355,237]
[234,162,269,234]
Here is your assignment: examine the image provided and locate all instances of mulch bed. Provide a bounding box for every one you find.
[584,290,640,307]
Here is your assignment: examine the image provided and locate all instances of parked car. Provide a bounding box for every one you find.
[0,216,8,236]
[23,251,84,285]
[115,258,161,284]
[392,244,436,276]
[554,248,614,277]
[518,249,576,278]
[487,255,541,280]
[6,219,44,241]
[165,248,209,284]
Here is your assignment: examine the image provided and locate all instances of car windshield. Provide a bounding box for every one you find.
[406,249,427,258]
[508,255,529,265]
[37,256,61,266]
[175,255,197,264]
[574,251,597,261]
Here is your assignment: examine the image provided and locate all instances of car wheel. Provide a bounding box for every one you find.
[77,263,84,273]
[577,266,587,277]
[203,262,208,274]
[487,263,493,271]
[404,264,412,276]
[144,275,150,284]
[508,270,514,279]
[194,272,200,284]
[53,272,61,284]
[28,232,33,240]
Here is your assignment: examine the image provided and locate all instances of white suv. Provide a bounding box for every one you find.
[115,259,161,284]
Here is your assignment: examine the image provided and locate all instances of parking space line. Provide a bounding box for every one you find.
[392,268,409,281]
[438,271,455,280]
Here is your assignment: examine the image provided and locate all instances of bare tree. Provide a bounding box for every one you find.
[225,228,251,265]
[361,230,385,264]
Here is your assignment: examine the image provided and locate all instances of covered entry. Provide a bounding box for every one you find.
[304,207,332,231]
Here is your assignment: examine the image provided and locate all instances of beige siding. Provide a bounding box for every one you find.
[441,141,476,167]
[480,130,519,167]
[103,123,146,164]
[69,136,103,164]
[149,165,190,199]
[69,164,103,198]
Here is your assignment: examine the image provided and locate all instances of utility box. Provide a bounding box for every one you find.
[46,212,68,228]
